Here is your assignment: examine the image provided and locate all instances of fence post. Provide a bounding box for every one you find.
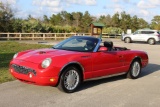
[7,33,9,40]
[55,34,57,40]
[32,34,34,40]
[43,34,45,40]
[64,33,66,39]
[19,34,21,40]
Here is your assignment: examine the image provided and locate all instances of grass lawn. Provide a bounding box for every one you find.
[0,41,52,83]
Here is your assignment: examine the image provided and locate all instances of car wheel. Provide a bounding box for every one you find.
[124,38,131,43]
[58,66,81,93]
[127,60,141,79]
[148,38,155,45]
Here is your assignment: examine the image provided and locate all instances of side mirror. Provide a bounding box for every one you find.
[98,47,108,52]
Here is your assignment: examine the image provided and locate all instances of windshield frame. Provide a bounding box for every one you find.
[52,36,101,52]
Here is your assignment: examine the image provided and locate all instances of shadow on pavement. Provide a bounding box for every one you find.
[140,63,160,77]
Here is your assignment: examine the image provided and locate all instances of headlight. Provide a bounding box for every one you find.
[13,53,18,59]
[41,58,52,68]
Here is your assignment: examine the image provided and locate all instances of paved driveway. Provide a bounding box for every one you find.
[0,39,160,107]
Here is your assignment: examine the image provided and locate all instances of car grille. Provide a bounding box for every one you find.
[11,64,36,75]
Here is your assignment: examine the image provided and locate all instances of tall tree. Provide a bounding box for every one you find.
[138,18,149,29]
[81,11,93,32]
[151,15,160,30]
[98,15,112,27]
[43,15,49,24]
[120,11,131,32]
[0,3,13,32]
[112,12,120,27]
[72,12,82,27]
[131,15,139,32]
[50,13,63,26]
[60,11,72,26]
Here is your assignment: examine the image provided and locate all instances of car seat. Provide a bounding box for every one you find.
[103,41,113,51]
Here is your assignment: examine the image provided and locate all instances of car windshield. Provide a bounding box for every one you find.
[53,36,98,52]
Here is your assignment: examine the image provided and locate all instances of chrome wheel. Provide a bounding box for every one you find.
[64,70,79,90]
[58,66,81,93]
[132,62,140,77]
[127,60,141,79]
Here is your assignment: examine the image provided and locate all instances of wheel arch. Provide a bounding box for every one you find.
[130,56,142,67]
[58,62,84,84]
[147,38,155,42]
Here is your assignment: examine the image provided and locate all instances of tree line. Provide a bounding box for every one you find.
[0,2,160,34]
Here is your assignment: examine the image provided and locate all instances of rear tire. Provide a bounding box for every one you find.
[127,60,141,79]
[58,66,81,93]
[124,37,131,43]
[148,38,155,45]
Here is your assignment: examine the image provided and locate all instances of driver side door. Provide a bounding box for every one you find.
[92,51,125,78]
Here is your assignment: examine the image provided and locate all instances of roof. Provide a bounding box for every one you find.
[90,22,105,27]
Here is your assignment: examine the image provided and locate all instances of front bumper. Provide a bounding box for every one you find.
[10,59,60,86]
[10,68,59,86]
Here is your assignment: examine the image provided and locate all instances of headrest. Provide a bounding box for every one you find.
[104,41,113,47]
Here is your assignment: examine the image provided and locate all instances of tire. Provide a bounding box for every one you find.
[148,38,155,45]
[124,37,131,43]
[58,66,81,93]
[127,60,141,79]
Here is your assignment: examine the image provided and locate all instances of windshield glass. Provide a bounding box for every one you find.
[53,36,98,52]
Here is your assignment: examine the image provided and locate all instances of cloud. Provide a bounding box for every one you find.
[85,0,97,5]
[31,0,97,16]
[65,0,82,4]
[148,0,160,5]
[48,7,63,14]
[137,0,156,9]
[32,0,61,7]
[113,4,123,12]
[112,0,120,3]
[139,9,150,16]
[64,0,97,5]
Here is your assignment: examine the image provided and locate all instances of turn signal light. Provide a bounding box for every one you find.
[50,78,55,82]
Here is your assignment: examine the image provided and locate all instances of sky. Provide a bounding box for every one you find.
[1,0,160,23]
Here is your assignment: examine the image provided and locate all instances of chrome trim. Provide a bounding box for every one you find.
[59,61,84,76]
[84,72,126,81]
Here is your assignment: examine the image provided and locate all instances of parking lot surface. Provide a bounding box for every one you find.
[0,39,160,107]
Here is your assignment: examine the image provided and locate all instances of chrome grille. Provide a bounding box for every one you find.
[11,64,36,75]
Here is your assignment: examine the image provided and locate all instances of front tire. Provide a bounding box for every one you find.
[58,66,81,93]
[127,60,141,79]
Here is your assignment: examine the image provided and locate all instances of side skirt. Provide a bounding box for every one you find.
[84,72,126,82]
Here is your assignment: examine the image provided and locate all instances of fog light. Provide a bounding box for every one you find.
[50,78,55,82]
[29,73,33,78]
[10,69,13,73]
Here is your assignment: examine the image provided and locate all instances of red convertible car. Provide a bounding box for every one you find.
[10,36,148,93]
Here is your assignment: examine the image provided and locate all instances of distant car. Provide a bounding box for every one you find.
[10,36,148,93]
[122,29,160,45]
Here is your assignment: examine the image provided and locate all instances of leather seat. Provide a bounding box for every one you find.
[103,41,113,51]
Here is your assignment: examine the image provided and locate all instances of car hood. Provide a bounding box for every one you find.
[16,48,80,64]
